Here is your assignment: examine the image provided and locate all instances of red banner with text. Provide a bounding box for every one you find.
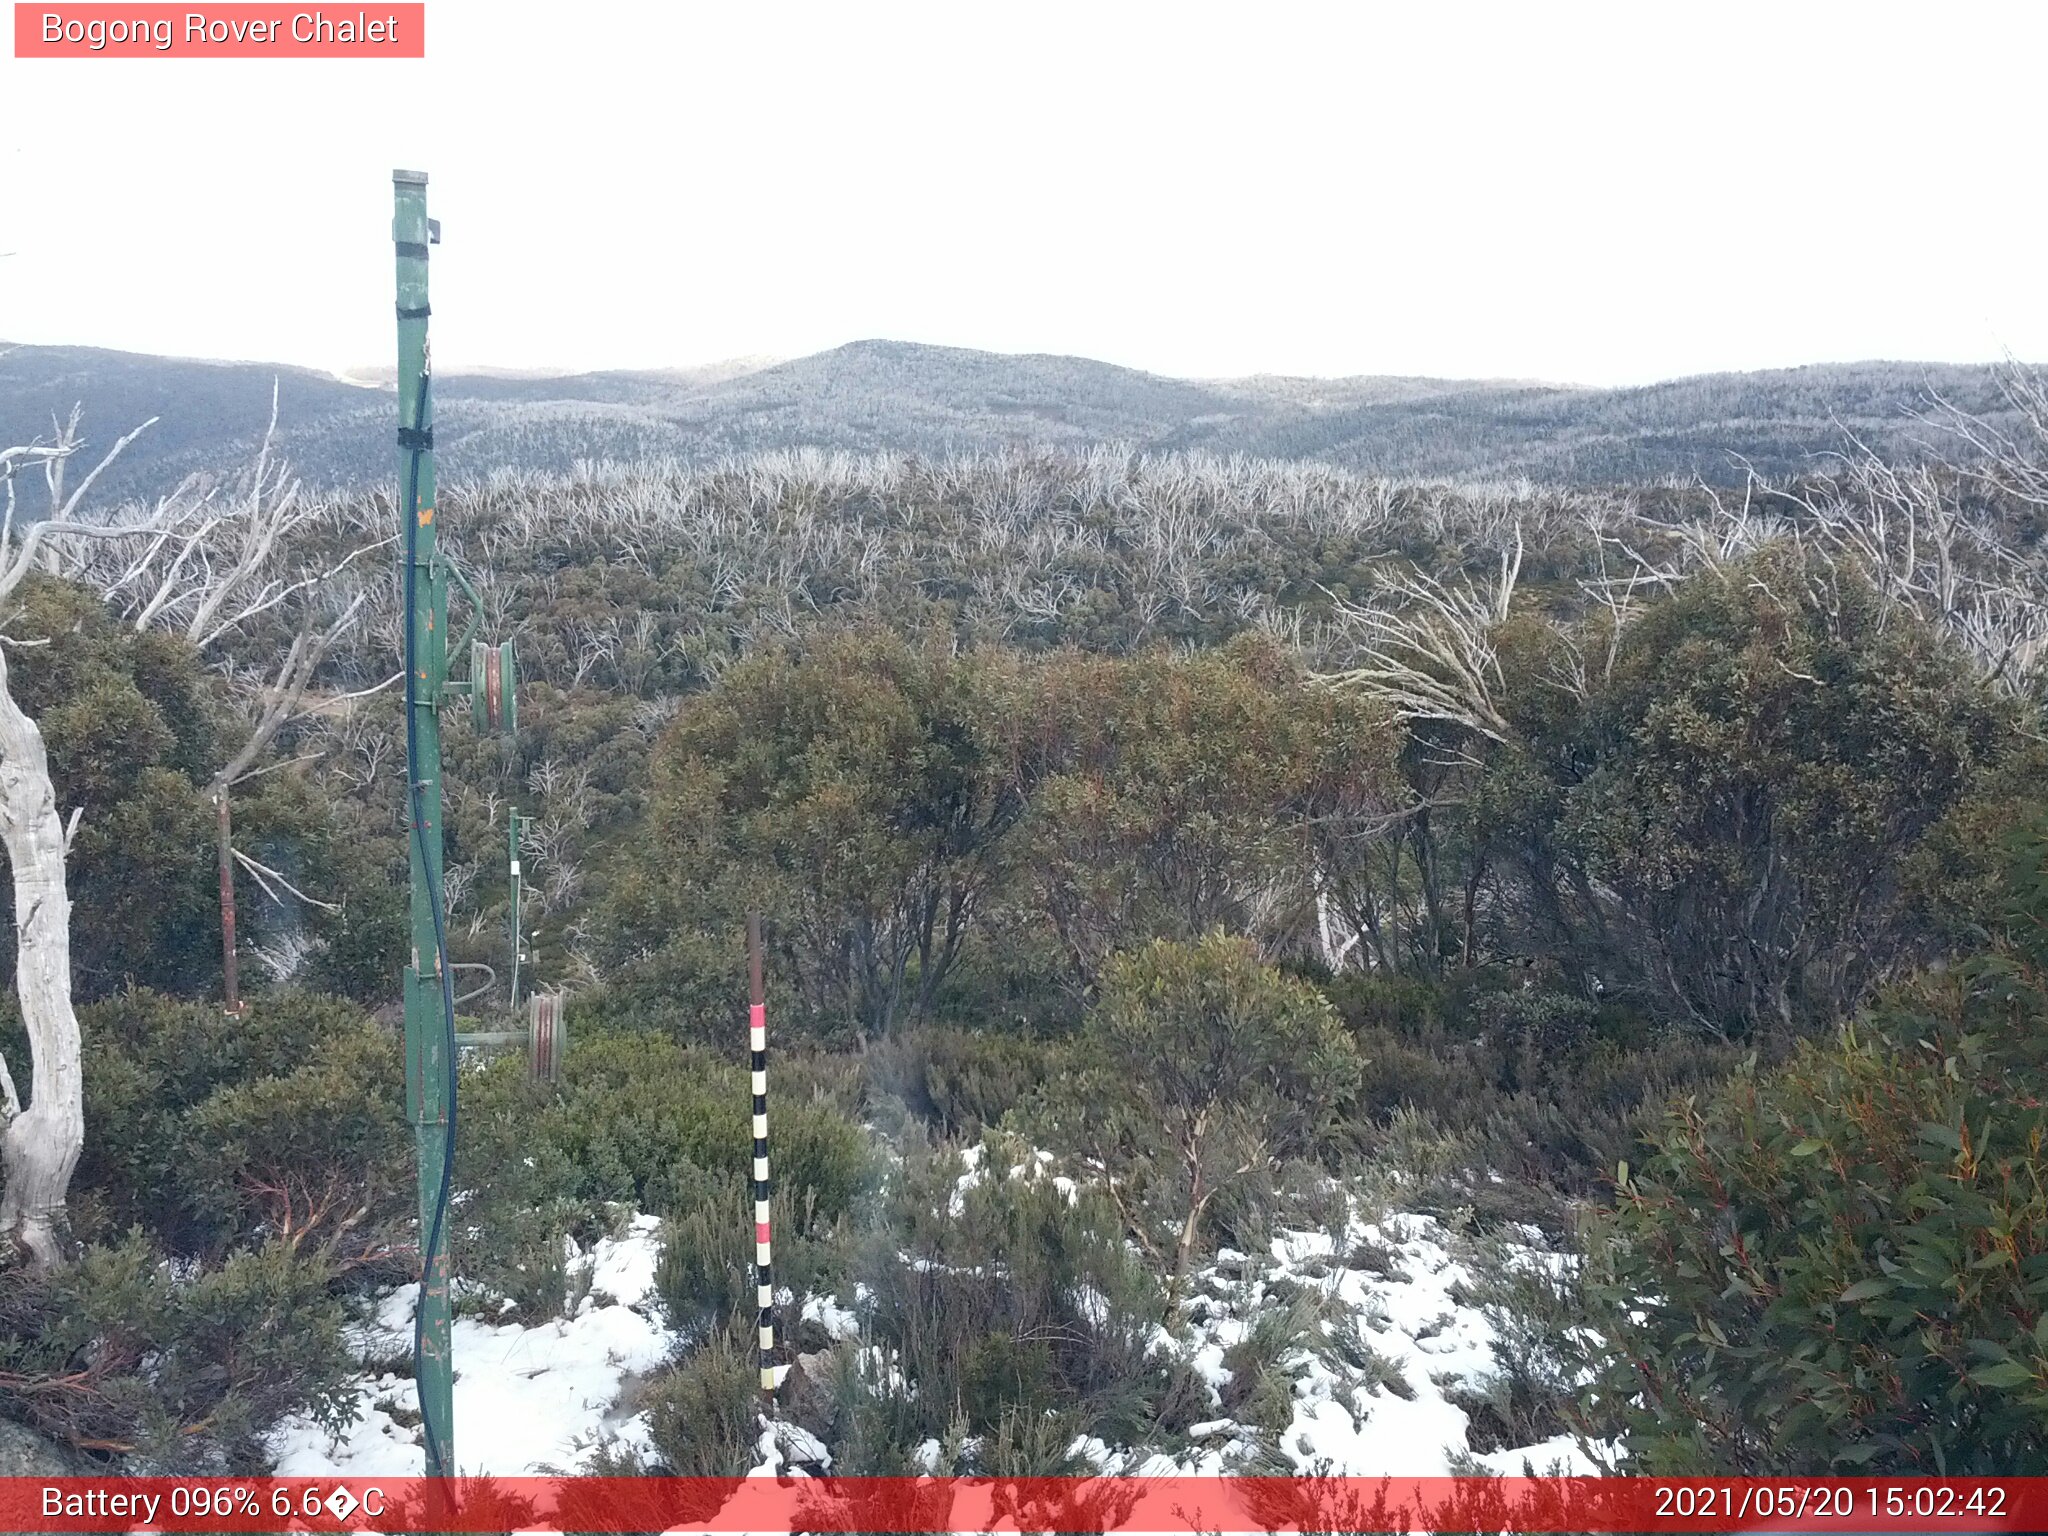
[3,1476,2045,1533]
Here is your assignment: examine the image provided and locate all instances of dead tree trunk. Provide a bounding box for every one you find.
[0,646,82,1269]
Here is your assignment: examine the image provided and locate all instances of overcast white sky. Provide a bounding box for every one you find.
[2,1,2042,385]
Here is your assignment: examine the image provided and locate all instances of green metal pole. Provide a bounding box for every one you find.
[394,167,455,1479]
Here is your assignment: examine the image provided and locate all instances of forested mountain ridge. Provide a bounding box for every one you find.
[0,338,2026,503]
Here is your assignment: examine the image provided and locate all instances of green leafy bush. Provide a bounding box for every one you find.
[181,1026,408,1261]
[1546,550,2019,1035]
[453,1030,872,1315]
[848,1131,1185,1453]
[459,1030,874,1220]
[1331,976,1739,1205]
[602,630,1027,1043]
[653,1176,752,1339]
[1219,1298,1318,1434]
[1582,825,2048,1471]
[1034,933,1362,1292]
[69,990,401,1256]
[0,1237,356,1472]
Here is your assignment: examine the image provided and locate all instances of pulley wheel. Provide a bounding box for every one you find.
[528,991,565,1083]
[497,639,518,734]
[470,641,494,732]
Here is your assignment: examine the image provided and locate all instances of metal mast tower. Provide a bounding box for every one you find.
[391,167,547,1484]
[393,167,455,1478]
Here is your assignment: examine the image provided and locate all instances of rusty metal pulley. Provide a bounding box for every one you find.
[451,986,565,1081]
[470,638,518,735]
[527,990,566,1083]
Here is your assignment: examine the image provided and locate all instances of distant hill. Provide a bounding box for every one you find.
[0,338,2025,505]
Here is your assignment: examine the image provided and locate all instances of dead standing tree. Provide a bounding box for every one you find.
[1,399,395,1271]
[0,414,167,1267]
[70,389,396,1011]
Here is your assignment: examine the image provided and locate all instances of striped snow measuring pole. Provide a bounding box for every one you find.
[748,911,775,1395]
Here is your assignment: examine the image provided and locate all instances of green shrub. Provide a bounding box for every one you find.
[650,1168,851,1342]
[1220,1299,1318,1434]
[866,1026,1063,1138]
[1204,1157,1347,1267]
[562,931,742,1043]
[1439,1234,1590,1457]
[654,1180,750,1340]
[850,1131,1176,1453]
[1470,989,1601,1092]
[0,580,219,1003]
[452,1030,871,1318]
[643,1327,761,1477]
[1034,933,1361,1293]
[1321,971,1451,1037]
[446,1054,583,1315]
[1338,984,1740,1206]
[979,1403,1096,1476]
[1322,1309,1415,1402]
[0,1237,356,1472]
[1548,549,2020,1036]
[961,1332,1067,1431]
[464,1199,577,1324]
[69,989,399,1254]
[1581,863,2048,1472]
[181,1026,408,1261]
[501,1031,876,1223]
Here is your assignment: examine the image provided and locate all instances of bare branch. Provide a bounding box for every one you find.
[1315,528,1524,742]
[231,846,342,913]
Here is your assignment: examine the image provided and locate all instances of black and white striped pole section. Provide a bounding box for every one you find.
[748,911,774,1396]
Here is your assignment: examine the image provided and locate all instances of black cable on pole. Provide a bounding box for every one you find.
[402,370,458,1478]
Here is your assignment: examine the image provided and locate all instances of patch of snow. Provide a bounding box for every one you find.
[747,1424,783,1479]
[1474,1432,1603,1476]
[748,1419,828,1476]
[800,1292,861,1341]
[1069,1284,1111,1328]
[271,1221,676,1477]
[1166,1203,1597,1478]
[585,1213,663,1308]
[776,1423,830,1466]
[1065,1433,1114,1470]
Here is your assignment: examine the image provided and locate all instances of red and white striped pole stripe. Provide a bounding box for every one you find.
[747,912,773,1396]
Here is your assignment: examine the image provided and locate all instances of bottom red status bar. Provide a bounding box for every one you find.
[5,1476,2044,1533]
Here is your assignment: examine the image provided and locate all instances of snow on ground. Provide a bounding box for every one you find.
[938,1142,1595,1476]
[947,1142,1076,1216]
[799,1291,860,1341]
[1171,1212,1602,1477]
[269,1215,671,1477]
[270,1164,1601,1481]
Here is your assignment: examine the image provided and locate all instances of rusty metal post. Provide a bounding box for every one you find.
[216,792,241,1016]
